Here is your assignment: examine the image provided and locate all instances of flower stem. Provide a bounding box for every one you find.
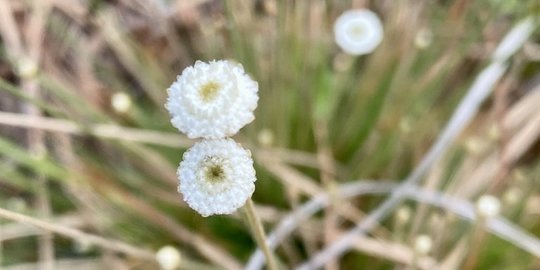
[243,198,278,270]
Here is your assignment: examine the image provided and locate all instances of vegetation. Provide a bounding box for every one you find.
[0,0,539,269]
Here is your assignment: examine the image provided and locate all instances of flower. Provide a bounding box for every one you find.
[18,57,38,79]
[414,234,433,255]
[177,138,256,216]
[165,60,259,139]
[333,9,384,55]
[156,246,182,270]
[111,92,132,113]
[476,195,501,218]
[415,28,433,49]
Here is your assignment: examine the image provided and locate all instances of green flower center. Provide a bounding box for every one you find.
[199,81,221,102]
[348,24,366,39]
[200,156,227,183]
[206,165,225,182]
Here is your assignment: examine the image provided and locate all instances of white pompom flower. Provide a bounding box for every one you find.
[476,195,501,218]
[334,9,384,55]
[177,138,257,217]
[155,246,182,270]
[165,60,259,139]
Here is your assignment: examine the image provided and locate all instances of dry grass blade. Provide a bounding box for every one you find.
[0,214,85,242]
[0,207,155,261]
[0,111,193,148]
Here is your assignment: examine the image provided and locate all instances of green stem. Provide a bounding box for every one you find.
[243,198,278,270]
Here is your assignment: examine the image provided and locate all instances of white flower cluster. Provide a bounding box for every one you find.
[165,60,258,216]
[334,9,384,55]
[155,246,182,270]
[476,194,501,218]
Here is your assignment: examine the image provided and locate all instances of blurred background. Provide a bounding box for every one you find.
[0,0,539,269]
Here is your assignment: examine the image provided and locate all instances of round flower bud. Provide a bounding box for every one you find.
[414,234,432,255]
[503,187,522,206]
[257,128,275,147]
[177,138,257,217]
[476,195,501,218]
[395,205,412,225]
[111,92,132,113]
[17,57,38,79]
[156,246,182,270]
[333,9,384,55]
[414,28,433,49]
[165,60,259,139]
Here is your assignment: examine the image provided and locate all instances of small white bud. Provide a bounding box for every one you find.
[111,92,132,113]
[17,57,38,79]
[257,128,275,147]
[503,187,522,206]
[156,246,182,270]
[488,125,499,141]
[395,206,412,225]
[414,234,432,255]
[476,195,501,218]
[414,28,433,49]
[464,137,487,155]
[399,117,412,134]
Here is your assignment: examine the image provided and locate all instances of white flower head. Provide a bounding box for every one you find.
[257,128,275,147]
[503,187,522,206]
[476,195,501,218]
[395,205,412,225]
[414,234,433,255]
[415,28,433,49]
[166,60,259,139]
[18,57,38,79]
[111,92,132,113]
[178,138,256,217]
[334,9,384,55]
[156,246,182,270]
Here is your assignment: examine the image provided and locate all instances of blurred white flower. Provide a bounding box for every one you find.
[156,246,182,270]
[503,187,522,206]
[333,9,383,55]
[18,57,38,79]
[414,28,433,49]
[257,128,275,147]
[395,205,412,225]
[178,138,256,217]
[165,60,259,139]
[476,195,501,218]
[414,234,432,255]
[464,137,488,155]
[399,117,413,134]
[111,92,132,113]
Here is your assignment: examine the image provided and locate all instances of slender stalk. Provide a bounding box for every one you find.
[244,198,278,270]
